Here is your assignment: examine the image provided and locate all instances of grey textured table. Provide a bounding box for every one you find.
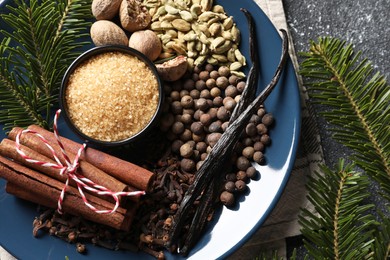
[284,0,389,165]
[283,0,389,257]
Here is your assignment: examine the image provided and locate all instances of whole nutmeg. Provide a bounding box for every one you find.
[156,56,188,82]
[119,0,151,32]
[129,30,162,61]
[92,0,121,20]
[90,20,128,46]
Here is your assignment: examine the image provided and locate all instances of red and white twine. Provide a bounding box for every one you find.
[15,109,145,214]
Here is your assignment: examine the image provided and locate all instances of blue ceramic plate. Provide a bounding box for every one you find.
[0,0,301,259]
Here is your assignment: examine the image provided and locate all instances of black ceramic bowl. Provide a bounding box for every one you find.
[60,45,164,147]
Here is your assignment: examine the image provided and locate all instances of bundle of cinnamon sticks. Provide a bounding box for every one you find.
[0,125,155,231]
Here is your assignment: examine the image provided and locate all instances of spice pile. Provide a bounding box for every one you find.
[158,64,274,207]
[89,0,246,80]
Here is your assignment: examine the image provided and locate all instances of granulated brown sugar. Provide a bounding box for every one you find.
[65,51,159,142]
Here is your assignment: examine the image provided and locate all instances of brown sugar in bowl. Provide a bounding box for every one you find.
[60,45,163,147]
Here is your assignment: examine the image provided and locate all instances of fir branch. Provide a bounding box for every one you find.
[300,37,390,198]
[299,160,376,259]
[0,0,92,131]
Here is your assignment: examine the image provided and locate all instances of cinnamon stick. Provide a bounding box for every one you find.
[8,126,155,191]
[0,138,137,203]
[0,155,137,231]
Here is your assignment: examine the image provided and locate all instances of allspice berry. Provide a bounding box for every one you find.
[246,166,257,179]
[242,146,255,159]
[181,95,194,109]
[224,181,236,192]
[180,143,194,158]
[181,158,195,172]
[220,191,235,206]
[236,156,250,171]
[190,121,204,135]
[262,113,274,126]
[253,151,264,164]
[235,180,247,192]
[171,121,184,135]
